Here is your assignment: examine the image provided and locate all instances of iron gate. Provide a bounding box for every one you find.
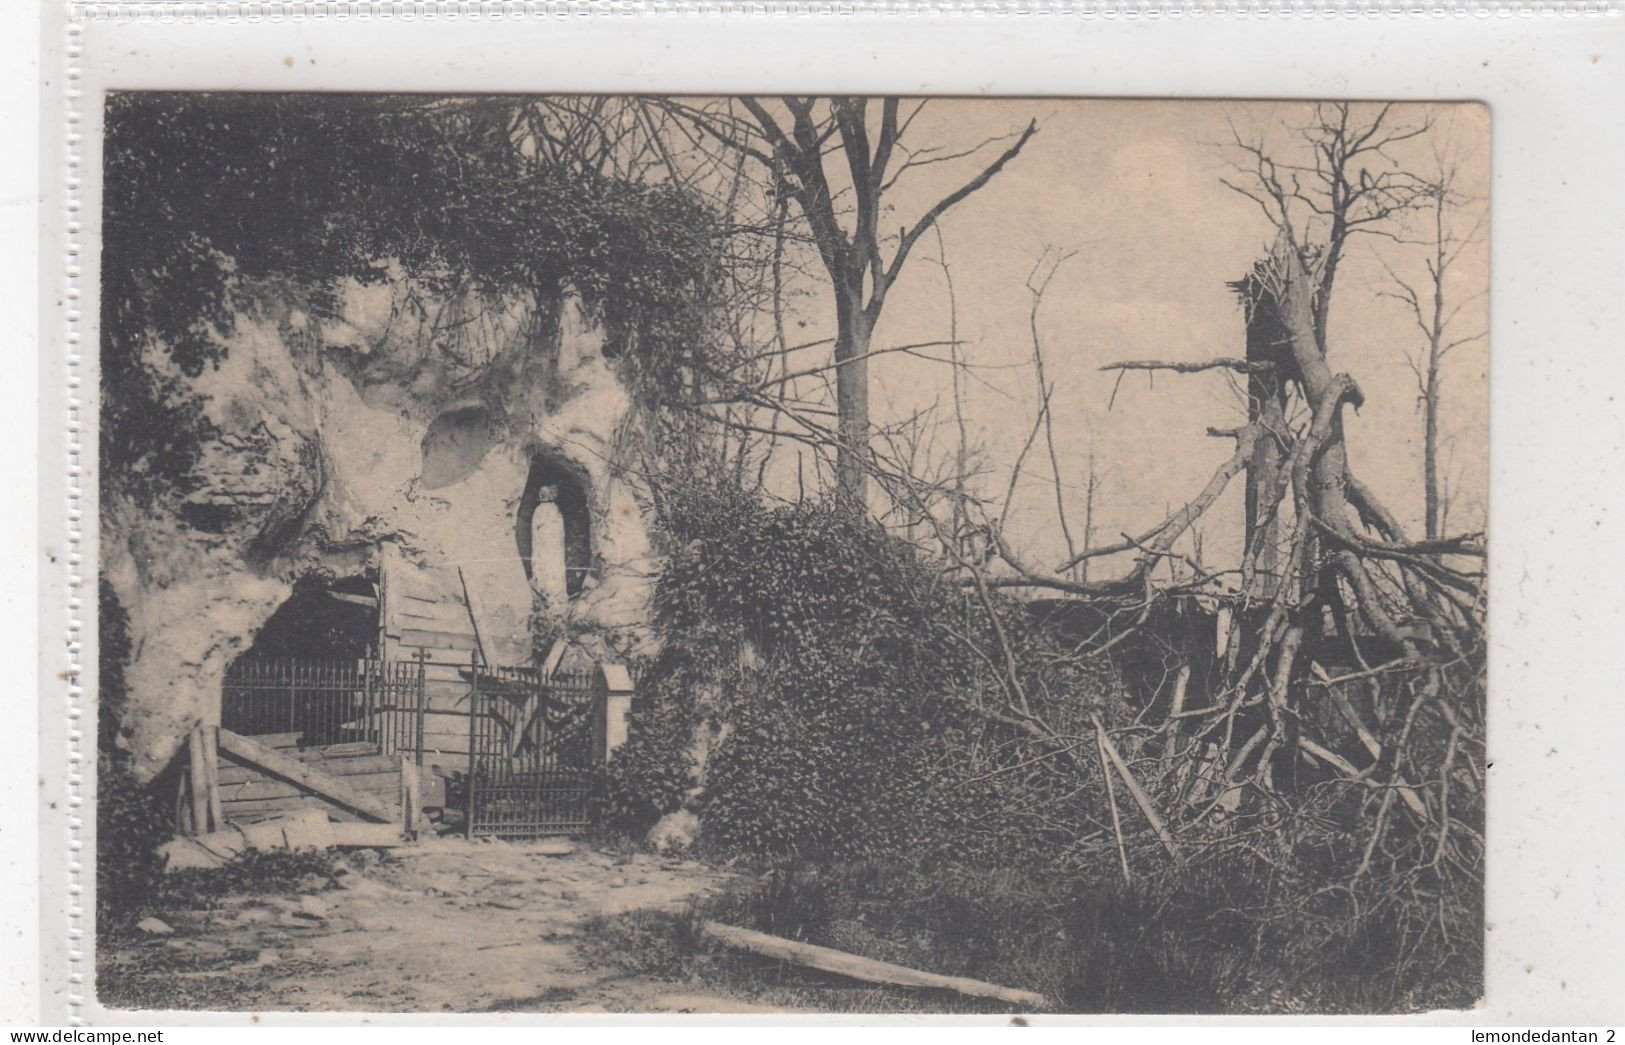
[466,665,601,838]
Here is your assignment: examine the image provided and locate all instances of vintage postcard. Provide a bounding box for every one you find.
[88,90,1488,1016]
[29,3,1625,1031]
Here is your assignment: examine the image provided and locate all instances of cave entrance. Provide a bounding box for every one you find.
[220,572,382,738]
[515,454,593,604]
[236,572,379,662]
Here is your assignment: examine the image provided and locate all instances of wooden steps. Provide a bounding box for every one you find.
[213,727,409,829]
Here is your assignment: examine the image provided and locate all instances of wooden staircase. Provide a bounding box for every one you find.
[215,731,409,825]
[181,723,418,843]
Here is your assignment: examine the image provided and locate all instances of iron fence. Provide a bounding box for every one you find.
[220,654,425,758]
[221,652,616,838]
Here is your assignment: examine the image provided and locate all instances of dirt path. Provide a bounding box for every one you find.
[99,839,789,1015]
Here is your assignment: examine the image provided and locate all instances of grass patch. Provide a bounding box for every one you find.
[97,848,344,1011]
[96,938,267,1012]
[158,849,342,909]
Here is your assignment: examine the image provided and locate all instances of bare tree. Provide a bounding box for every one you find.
[1376,138,1487,538]
[666,98,1038,506]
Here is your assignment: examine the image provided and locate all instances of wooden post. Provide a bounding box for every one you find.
[414,647,428,768]
[186,726,209,836]
[362,654,376,748]
[465,650,478,841]
[399,752,420,838]
[202,726,224,832]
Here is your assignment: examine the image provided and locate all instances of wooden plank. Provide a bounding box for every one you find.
[508,688,542,757]
[396,627,480,652]
[216,750,396,783]
[202,727,224,832]
[396,607,470,630]
[327,591,379,609]
[219,770,404,804]
[699,922,1051,1010]
[217,728,399,823]
[399,589,456,608]
[293,741,389,760]
[217,761,378,787]
[224,756,405,782]
[457,566,493,668]
[220,797,365,823]
[217,808,326,829]
[393,587,462,613]
[233,731,304,751]
[292,753,402,774]
[330,822,408,847]
[244,767,402,793]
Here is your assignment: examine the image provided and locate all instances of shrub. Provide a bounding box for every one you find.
[160,848,340,910]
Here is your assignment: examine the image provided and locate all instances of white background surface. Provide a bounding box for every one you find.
[15,0,1625,1031]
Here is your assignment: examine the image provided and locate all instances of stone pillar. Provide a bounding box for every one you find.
[595,661,637,762]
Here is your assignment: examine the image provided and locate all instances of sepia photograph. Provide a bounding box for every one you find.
[92,93,1489,1016]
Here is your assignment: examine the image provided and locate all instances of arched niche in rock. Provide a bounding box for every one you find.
[419,403,496,490]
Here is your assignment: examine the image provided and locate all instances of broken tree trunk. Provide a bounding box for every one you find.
[1092,714,1183,864]
[700,921,1051,1010]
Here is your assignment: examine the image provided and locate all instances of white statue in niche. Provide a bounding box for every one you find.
[528,484,570,607]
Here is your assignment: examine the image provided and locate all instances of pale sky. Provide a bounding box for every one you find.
[743,99,1490,576]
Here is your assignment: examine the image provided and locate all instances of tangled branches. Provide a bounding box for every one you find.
[843,104,1486,990]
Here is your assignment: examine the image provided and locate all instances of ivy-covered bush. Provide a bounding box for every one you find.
[598,666,703,834]
[609,480,1127,866]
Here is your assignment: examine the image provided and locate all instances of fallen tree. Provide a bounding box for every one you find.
[700,921,1052,1009]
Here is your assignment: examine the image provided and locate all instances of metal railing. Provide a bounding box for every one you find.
[222,653,619,838]
[221,654,425,758]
